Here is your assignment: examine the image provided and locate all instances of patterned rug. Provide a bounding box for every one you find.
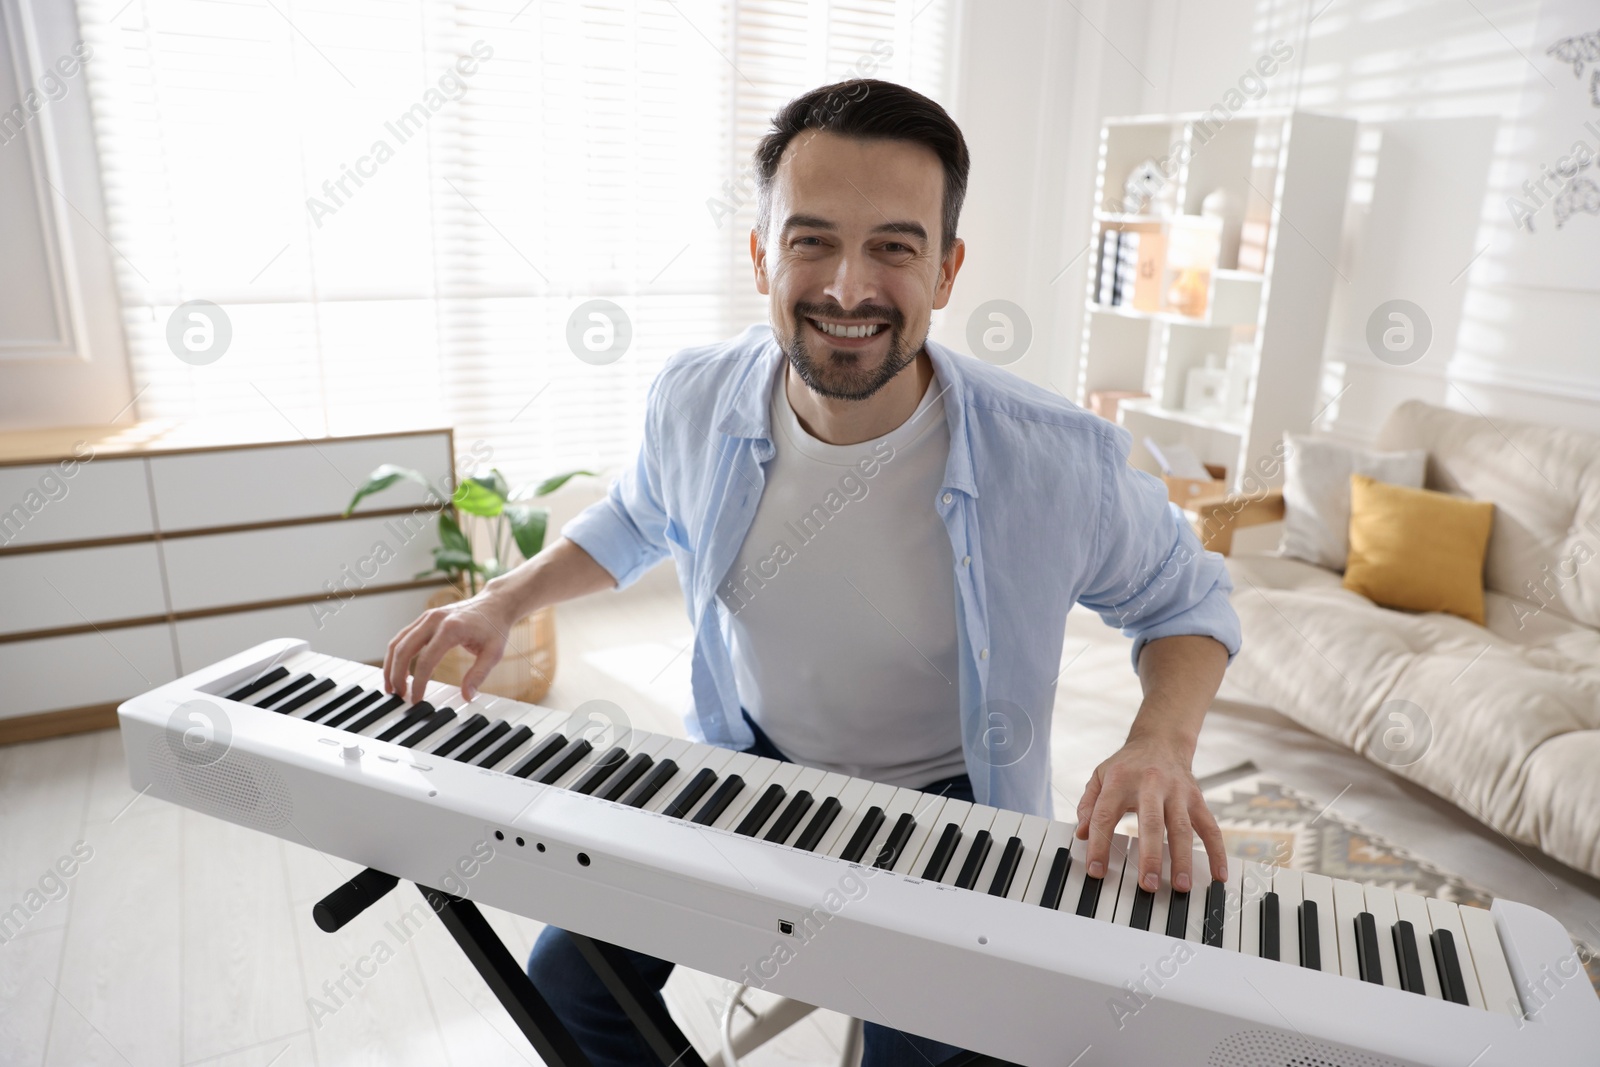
[1181,772,1600,996]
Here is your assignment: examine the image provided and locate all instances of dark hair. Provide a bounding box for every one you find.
[753,79,970,257]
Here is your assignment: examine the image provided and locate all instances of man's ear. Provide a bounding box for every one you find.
[931,237,966,310]
[751,229,770,295]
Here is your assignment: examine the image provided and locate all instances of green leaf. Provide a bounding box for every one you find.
[484,468,512,500]
[343,464,434,516]
[506,504,549,560]
[530,469,596,497]
[453,478,506,517]
[432,547,483,573]
[438,512,471,555]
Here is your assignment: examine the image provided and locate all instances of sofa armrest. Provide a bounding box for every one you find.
[1188,489,1285,556]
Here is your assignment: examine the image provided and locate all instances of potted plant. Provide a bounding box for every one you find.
[343,464,592,702]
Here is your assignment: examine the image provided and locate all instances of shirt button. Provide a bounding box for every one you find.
[941,492,953,505]
[962,555,971,567]
[979,647,989,660]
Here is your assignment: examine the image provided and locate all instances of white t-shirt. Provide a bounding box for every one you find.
[715,367,965,789]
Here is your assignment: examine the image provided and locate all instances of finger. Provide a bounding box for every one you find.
[1165,798,1195,893]
[387,613,438,697]
[1137,788,1165,892]
[1075,771,1104,835]
[458,639,505,703]
[384,615,428,695]
[407,625,460,704]
[1193,794,1229,882]
[1084,786,1124,878]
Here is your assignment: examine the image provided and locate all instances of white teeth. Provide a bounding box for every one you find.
[812,319,883,339]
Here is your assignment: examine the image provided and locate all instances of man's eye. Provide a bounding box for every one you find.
[882,242,914,254]
[793,236,823,247]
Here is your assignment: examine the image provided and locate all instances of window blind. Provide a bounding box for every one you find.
[75,0,952,483]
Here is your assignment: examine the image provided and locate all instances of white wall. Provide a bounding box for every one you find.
[942,0,1600,441]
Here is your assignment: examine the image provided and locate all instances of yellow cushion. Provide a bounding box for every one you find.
[1342,473,1495,625]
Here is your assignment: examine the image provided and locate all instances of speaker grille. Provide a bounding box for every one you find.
[146,736,293,831]
[1209,1031,1406,1067]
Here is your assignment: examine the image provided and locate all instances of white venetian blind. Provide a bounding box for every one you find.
[74,0,951,483]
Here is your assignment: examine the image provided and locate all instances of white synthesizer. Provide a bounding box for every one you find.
[118,640,1600,1066]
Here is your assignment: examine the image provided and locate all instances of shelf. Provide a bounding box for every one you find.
[1085,302,1235,329]
[1094,212,1224,229]
[1117,397,1246,437]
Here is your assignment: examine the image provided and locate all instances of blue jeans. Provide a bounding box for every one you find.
[526,709,975,1067]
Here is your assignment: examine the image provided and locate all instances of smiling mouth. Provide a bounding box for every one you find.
[806,317,889,340]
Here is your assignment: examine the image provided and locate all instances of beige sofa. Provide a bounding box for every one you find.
[1195,400,1600,880]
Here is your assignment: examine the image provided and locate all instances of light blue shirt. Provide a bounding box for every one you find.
[562,324,1241,817]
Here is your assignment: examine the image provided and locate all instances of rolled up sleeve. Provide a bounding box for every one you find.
[560,379,673,590]
[1075,430,1241,670]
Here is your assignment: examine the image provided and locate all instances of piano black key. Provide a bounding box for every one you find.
[535,738,594,784]
[398,707,456,748]
[987,835,1024,896]
[224,665,289,701]
[324,690,381,728]
[1299,900,1321,970]
[430,713,489,758]
[1038,847,1072,910]
[376,702,436,742]
[662,767,718,819]
[690,775,746,825]
[256,673,315,709]
[953,830,993,890]
[839,807,886,864]
[1356,911,1384,984]
[792,796,842,852]
[1202,880,1227,947]
[1129,888,1155,931]
[274,677,335,715]
[475,725,532,769]
[1165,890,1191,939]
[875,812,916,870]
[455,720,511,763]
[763,791,814,844]
[1261,892,1281,961]
[572,746,629,795]
[734,783,787,837]
[302,685,362,724]
[921,823,962,881]
[620,759,677,807]
[347,694,407,735]
[508,734,568,779]
[598,752,655,802]
[1393,919,1426,994]
[1076,875,1104,918]
[1431,928,1470,1005]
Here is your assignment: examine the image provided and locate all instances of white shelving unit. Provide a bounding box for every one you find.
[1076,110,1357,492]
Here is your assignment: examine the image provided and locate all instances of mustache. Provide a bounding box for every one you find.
[795,302,902,327]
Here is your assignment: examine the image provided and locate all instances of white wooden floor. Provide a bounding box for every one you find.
[4,565,1597,1066]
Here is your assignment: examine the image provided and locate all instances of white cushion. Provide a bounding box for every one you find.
[1278,432,1426,571]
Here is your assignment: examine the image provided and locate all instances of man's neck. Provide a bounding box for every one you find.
[784,349,935,446]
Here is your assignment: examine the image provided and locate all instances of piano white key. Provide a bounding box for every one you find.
[1001,814,1052,902]
[1362,884,1403,990]
[1301,872,1339,974]
[1020,820,1078,906]
[1332,878,1367,979]
[642,743,736,814]
[888,788,956,876]
[1185,850,1209,943]
[1426,897,1485,1010]
[1394,889,1442,998]
[940,804,1000,886]
[971,809,1024,894]
[1239,860,1271,958]
[1273,868,1303,965]
[1146,845,1174,935]
[907,798,971,878]
[1221,858,1244,952]
[704,754,784,830]
[1094,831,1132,927]
[1459,904,1521,1020]
[721,761,803,833]
[823,781,899,860]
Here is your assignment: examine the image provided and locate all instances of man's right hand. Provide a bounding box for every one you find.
[384,587,520,704]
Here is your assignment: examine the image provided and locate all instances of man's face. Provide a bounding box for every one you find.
[752,129,963,400]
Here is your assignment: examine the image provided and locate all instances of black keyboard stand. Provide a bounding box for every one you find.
[316,867,1010,1067]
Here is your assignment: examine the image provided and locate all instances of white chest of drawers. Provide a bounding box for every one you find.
[0,420,455,742]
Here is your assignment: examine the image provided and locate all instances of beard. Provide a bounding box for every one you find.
[780,301,924,401]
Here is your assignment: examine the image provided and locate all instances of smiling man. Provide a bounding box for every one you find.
[384,79,1240,1066]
